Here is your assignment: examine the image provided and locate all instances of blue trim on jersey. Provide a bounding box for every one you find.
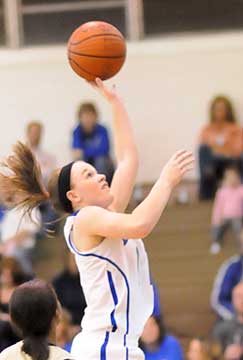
[67,233,130,358]
[123,239,128,246]
[107,271,118,332]
[100,331,109,360]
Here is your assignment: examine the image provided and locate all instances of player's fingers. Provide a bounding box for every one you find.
[176,151,193,164]
[95,77,104,88]
[179,158,194,170]
[172,149,188,161]
[181,165,194,175]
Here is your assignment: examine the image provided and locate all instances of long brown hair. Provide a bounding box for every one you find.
[210,95,236,124]
[0,142,63,216]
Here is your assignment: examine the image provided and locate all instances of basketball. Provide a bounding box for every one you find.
[67,21,126,81]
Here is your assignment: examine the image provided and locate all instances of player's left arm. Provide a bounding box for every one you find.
[92,78,138,212]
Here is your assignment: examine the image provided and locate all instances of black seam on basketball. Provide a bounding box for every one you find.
[68,57,101,77]
[69,33,124,46]
[68,50,125,59]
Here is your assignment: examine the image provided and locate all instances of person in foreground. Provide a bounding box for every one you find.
[0,78,194,360]
[0,279,74,360]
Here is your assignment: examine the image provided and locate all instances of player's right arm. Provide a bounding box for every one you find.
[74,150,194,244]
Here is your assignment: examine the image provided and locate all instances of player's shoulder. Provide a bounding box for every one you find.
[74,206,106,224]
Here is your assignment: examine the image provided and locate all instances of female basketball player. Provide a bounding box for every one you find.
[0,78,194,360]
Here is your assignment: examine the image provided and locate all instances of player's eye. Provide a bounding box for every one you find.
[87,172,93,178]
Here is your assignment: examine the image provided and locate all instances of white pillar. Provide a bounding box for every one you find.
[3,0,23,48]
[125,0,144,41]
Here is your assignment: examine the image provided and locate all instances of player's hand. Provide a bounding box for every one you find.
[160,150,194,188]
[89,77,121,103]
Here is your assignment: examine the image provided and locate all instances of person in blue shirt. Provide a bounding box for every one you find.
[140,315,184,360]
[72,102,114,184]
[211,233,243,321]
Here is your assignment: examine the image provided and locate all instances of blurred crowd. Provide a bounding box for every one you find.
[1,94,243,359]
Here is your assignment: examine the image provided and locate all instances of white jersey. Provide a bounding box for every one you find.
[64,211,153,360]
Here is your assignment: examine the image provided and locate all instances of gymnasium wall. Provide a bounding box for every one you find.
[1,31,243,182]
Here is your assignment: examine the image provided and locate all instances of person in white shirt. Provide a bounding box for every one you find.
[0,279,75,360]
[0,203,41,274]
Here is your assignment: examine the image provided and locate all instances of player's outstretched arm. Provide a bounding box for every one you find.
[75,150,194,243]
[91,78,138,213]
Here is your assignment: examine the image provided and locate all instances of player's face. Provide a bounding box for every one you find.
[70,161,113,209]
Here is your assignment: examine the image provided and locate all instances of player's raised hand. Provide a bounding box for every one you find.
[160,150,194,188]
[89,77,120,103]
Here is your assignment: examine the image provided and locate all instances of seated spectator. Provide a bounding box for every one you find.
[56,309,74,353]
[26,121,57,233]
[52,253,86,327]
[224,344,243,360]
[211,231,243,320]
[0,196,41,274]
[210,166,243,255]
[198,95,243,200]
[0,279,74,359]
[187,338,223,360]
[0,257,31,352]
[212,282,243,351]
[140,315,184,360]
[72,102,114,184]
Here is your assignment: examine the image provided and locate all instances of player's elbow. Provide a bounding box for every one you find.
[133,221,153,238]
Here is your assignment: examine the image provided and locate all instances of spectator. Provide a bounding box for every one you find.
[26,121,56,183]
[224,344,243,360]
[198,96,243,200]
[0,257,30,352]
[72,102,114,184]
[26,121,57,233]
[140,315,184,360]
[211,234,243,320]
[0,197,41,274]
[0,279,74,359]
[187,338,223,360]
[210,166,243,255]
[212,282,243,351]
[56,309,74,353]
[52,252,86,327]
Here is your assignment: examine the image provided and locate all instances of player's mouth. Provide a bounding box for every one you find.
[101,182,109,189]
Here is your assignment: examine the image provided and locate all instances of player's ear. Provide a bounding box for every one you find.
[66,189,83,204]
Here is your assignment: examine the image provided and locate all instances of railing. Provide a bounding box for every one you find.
[2,0,144,48]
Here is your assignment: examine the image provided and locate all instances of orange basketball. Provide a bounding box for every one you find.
[67,21,126,81]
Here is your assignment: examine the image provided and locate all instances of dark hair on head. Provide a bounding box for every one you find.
[10,279,58,360]
[77,102,98,120]
[210,95,236,124]
[0,142,69,216]
[139,315,166,350]
[224,163,241,175]
[0,256,30,285]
